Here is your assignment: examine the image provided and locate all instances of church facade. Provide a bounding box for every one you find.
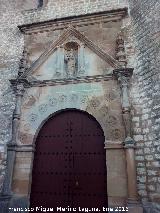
[0,0,159,213]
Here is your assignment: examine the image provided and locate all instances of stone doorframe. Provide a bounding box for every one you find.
[0,66,144,213]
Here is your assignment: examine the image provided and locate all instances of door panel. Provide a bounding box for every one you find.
[30,110,107,212]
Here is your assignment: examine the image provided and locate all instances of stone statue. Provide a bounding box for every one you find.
[65,48,77,77]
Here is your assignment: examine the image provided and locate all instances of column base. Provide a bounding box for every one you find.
[0,194,29,213]
[0,194,11,213]
[127,199,143,213]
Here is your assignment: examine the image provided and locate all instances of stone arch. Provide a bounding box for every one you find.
[31,107,107,147]
[28,108,107,207]
[19,85,124,146]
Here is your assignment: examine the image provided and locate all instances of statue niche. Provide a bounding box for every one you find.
[64,42,78,77]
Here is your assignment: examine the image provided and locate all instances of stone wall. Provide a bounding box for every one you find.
[129,0,160,212]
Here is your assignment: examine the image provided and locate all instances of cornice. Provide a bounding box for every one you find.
[18,8,128,34]
[10,74,113,88]
[7,144,35,152]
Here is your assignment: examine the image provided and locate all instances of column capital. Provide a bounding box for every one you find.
[113,68,133,80]
[10,78,30,94]
[16,83,25,96]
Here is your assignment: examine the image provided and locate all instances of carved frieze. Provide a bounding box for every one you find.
[19,79,125,145]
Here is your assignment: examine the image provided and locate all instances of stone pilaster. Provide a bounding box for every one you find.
[113,69,143,212]
[78,43,85,74]
[55,45,65,77]
[1,83,25,198]
[114,68,134,142]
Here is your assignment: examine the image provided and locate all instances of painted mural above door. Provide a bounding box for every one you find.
[19,26,120,81]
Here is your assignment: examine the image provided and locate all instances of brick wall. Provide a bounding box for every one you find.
[129,0,160,212]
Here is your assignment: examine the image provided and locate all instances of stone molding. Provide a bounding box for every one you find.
[18,8,127,34]
[7,144,35,153]
[113,68,133,80]
[10,74,113,88]
[104,141,124,149]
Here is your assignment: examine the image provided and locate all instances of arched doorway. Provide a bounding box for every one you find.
[30,109,108,212]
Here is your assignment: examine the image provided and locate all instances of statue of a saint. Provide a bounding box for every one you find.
[65,48,77,77]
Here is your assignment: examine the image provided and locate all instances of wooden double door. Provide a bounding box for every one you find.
[30,110,107,212]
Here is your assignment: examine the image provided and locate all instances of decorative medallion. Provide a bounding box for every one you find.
[111,129,122,140]
[29,113,38,123]
[49,97,57,107]
[0,119,8,129]
[80,95,88,104]
[100,105,109,117]
[70,94,78,102]
[107,115,117,126]
[38,104,48,113]
[23,95,36,108]
[19,133,28,143]
[23,123,31,132]
[59,95,67,103]
[106,90,119,102]
[90,98,101,108]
